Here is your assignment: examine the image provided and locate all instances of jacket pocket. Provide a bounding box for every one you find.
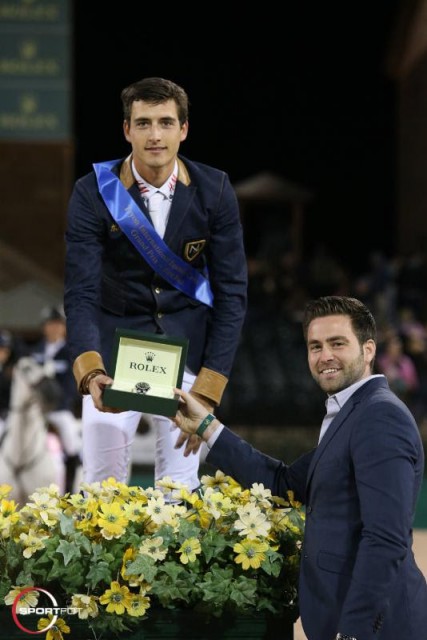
[317,550,355,575]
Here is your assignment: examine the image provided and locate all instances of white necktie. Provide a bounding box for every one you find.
[149,191,166,237]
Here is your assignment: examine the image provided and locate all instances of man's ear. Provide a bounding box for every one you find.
[180,121,189,142]
[123,120,131,143]
[364,339,376,365]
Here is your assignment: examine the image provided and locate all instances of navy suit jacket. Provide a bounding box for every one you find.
[207,377,427,639]
[64,155,247,379]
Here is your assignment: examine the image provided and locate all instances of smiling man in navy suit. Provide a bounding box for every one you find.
[64,77,247,491]
[173,296,427,640]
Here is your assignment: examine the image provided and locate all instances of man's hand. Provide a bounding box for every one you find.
[175,432,203,457]
[88,373,121,413]
[172,388,215,456]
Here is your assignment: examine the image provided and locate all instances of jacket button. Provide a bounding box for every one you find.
[307,505,313,513]
[157,312,163,319]
[154,287,161,294]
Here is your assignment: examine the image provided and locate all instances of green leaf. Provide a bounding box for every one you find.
[126,554,158,583]
[59,511,75,536]
[56,539,81,566]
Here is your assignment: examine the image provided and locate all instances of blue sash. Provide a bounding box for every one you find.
[93,160,213,307]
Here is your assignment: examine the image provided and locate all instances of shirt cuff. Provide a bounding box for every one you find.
[206,423,224,448]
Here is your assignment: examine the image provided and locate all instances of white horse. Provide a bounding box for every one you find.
[0,357,64,504]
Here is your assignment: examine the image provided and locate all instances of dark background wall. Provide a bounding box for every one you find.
[72,2,400,275]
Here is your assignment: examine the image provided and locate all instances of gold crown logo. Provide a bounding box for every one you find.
[145,352,155,362]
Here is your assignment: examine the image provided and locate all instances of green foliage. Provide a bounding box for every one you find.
[0,473,305,638]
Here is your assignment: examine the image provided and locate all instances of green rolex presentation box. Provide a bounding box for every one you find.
[103,329,189,416]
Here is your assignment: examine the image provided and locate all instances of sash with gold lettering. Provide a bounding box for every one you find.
[93,160,213,307]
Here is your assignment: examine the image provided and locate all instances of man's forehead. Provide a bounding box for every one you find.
[308,315,353,337]
[131,99,178,119]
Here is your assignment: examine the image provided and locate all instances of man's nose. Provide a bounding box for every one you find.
[319,345,334,359]
[148,124,162,138]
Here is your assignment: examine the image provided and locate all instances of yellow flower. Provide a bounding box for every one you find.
[4,586,38,609]
[138,535,167,561]
[19,529,48,557]
[99,581,132,614]
[1,498,18,517]
[37,615,70,639]
[0,499,20,536]
[71,594,99,619]
[234,504,271,539]
[202,487,233,519]
[97,501,128,539]
[123,499,148,523]
[101,476,130,500]
[233,538,269,570]
[27,491,61,527]
[0,483,12,499]
[66,493,88,508]
[145,495,169,525]
[0,474,304,629]
[19,506,42,530]
[156,476,186,492]
[175,487,202,509]
[74,498,99,533]
[178,537,202,564]
[125,592,151,617]
[249,483,273,508]
[200,469,239,493]
[121,547,142,585]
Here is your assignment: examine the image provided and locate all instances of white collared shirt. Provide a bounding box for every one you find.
[132,159,178,238]
[318,374,385,443]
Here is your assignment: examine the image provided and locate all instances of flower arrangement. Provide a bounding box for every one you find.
[0,472,305,639]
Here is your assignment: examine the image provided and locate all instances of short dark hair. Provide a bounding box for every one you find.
[302,296,377,346]
[121,77,189,125]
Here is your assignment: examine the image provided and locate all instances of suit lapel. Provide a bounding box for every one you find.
[163,180,197,245]
[305,377,388,490]
[306,399,356,489]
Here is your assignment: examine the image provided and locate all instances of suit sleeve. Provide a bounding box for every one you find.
[64,177,107,382]
[207,426,313,503]
[192,173,247,403]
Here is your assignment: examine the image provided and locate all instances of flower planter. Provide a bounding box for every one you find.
[1,607,295,639]
[0,476,303,640]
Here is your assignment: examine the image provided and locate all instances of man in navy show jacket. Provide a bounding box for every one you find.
[64,77,247,490]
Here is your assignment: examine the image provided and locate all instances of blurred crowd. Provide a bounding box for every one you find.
[2,245,427,455]
[222,245,427,427]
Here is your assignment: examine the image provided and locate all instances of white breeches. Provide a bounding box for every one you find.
[81,370,201,491]
[46,410,82,457]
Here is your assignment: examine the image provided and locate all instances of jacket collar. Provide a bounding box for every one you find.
[119,154,191,189]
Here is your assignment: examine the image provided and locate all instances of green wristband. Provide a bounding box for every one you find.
[196,413,216,437]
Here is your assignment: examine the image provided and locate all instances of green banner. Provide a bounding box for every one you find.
[0,0,70,140]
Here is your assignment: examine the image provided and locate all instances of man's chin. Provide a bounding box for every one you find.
[319,379,341,394]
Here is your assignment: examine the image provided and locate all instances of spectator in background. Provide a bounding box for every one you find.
[31,306,82,492]
[376,331,419,406]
